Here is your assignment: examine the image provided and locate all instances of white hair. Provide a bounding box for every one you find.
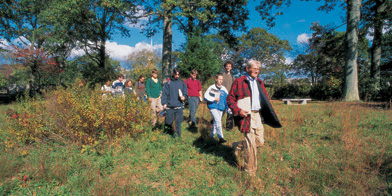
[247,59,261,69]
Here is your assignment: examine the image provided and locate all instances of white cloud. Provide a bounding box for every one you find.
[127,17,148,29]
[297,19,306,23]
[0,37,30,50]
[365,25,390,42]
[70,41,162,61]
[285,57,293,65]
[106,41,162,61]
[13,36,30,46]
[126,6,149,29]
[366,34,373,42]
[0,39,10,49]
[105,41,135,60]
[297,33,311,44]
[70,47,86,58]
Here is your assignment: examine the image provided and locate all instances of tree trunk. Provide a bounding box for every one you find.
[370,0,386,90]
[99,39,106,68]
[342,0,361,101]
[187,5,194,38]
[162,7,172,81]
[99,10,107,69]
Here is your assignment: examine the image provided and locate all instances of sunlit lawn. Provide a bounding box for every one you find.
[0,100,391,195]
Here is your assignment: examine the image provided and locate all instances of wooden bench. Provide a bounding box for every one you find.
[282,98,311,105]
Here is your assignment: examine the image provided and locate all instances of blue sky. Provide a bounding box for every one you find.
[106,1,346,64]
[0,1,346,64]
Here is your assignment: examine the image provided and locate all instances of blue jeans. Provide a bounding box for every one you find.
[138,95,147,103]
[164,108,184,138]
[210,109,224,139]
[188,96,199,125]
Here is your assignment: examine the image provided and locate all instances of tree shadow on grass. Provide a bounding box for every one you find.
[379,156,392,194]
[192,125,238,168]
[352,102,391,110]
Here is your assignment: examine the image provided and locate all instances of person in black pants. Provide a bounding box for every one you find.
[161,68,188,138]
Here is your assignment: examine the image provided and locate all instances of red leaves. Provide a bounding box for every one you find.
[12,46,63,75]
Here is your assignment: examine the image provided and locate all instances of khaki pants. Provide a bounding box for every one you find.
[150,97,163,125]
[234,112,264,176]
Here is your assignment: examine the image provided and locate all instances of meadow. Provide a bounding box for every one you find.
[0,90,391,195]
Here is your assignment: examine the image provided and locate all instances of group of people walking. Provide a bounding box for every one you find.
[101,60,282,176]
[101,69,163,126]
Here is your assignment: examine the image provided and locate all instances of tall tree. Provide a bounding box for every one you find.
[141,0,248,80]
[44,0,141,84]
[175,0,248,46]
[73,0,139,69]
[256,0,363,101]
[362,0,392,89]
[161,0,174,80]
[292,22,369,92]
[178,33,220,83]
[342,0,361,101]
[237,27,291,86]
[0,0,51,49]
[125,49,161,80]
[0,0,59,89]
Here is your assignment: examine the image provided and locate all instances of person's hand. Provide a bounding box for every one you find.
[148,98,152,102]
[227,108,232,114]
[163,104,167,110]
[239,109,249,118]
[215,98,220,102]
[180,96,185,101]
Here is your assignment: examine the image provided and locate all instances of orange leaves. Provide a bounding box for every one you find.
[5,81,151,145]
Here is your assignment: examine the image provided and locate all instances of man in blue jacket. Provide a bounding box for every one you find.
[161,68,188,138]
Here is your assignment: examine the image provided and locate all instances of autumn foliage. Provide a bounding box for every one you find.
[12,46,63,81]
[5,81,151,145]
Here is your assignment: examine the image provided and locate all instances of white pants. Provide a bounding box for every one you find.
[210,109,224,139]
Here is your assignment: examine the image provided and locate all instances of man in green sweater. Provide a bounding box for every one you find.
[146,69,163,126]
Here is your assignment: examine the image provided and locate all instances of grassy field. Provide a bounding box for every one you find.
[0,100,391,195]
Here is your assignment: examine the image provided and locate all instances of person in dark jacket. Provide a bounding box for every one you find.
[227,59,282,176]
[161,68,188,138]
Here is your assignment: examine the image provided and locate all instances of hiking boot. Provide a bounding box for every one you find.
[219,138,227,144]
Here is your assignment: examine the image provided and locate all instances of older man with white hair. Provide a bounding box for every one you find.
[227,59,282,176]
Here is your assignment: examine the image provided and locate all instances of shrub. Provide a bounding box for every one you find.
[272,84,311,99]
[309,77,342,100]
[379,76,392,102]
[5,82,151,145]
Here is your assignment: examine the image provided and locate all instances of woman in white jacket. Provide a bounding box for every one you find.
[204,75,229,143]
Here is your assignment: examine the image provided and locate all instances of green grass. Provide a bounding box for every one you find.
[0,101,391,195]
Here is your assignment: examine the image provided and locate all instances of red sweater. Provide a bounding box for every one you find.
[185,78,201,97]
